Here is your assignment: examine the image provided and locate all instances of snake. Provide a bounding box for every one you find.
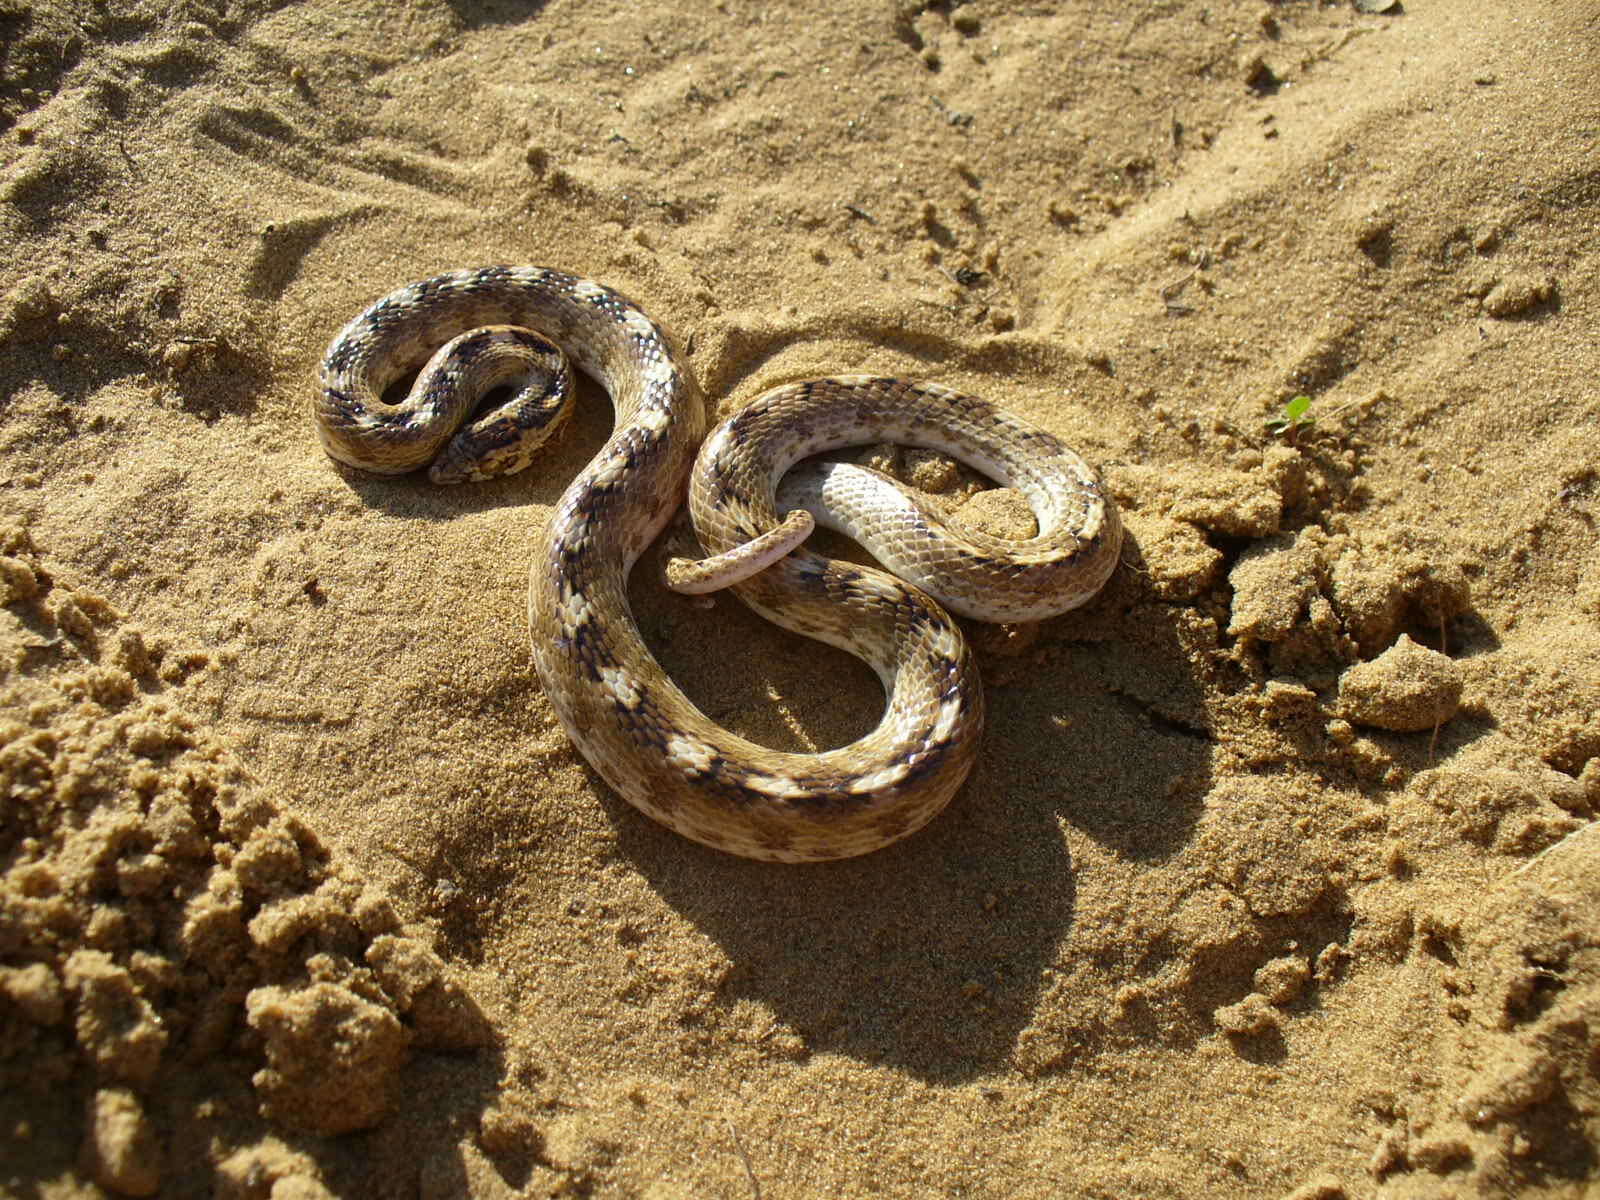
[314,266,1122,862]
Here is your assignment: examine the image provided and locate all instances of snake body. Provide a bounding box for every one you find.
[316,266,1122,862]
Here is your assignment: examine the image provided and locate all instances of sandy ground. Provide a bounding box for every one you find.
[2,0,1598,1196]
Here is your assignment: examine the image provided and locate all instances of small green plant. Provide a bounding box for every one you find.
[1266,394,1315,440]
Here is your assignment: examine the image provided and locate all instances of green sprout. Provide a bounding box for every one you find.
[1266,394,1315,440]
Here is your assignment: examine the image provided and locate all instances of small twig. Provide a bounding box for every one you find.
[1160,272,1196,315]
[117,134,142,180]
[1315,394,1370,424]
[726,1120,763,1200]
[1506,821,1599,882]
[1427,611,1449,765]
[377,840,432,877]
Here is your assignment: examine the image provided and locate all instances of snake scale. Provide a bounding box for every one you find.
[315,266,1122,862]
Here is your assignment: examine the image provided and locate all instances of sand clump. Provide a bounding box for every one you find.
[83,1086,163,1197]
[1357,830,1600,1194]
[1336,633,1463,732]
[245,980,409,1135]
[0,523,494,1193]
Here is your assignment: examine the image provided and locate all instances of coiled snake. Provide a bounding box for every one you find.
[314,266,1121,861]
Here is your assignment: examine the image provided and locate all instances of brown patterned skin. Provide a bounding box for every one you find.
[315,267,1121,862]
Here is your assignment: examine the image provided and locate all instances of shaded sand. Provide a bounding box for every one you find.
[2,1,1598,1195]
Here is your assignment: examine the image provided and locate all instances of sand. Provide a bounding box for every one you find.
[2,0,1598,1196]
